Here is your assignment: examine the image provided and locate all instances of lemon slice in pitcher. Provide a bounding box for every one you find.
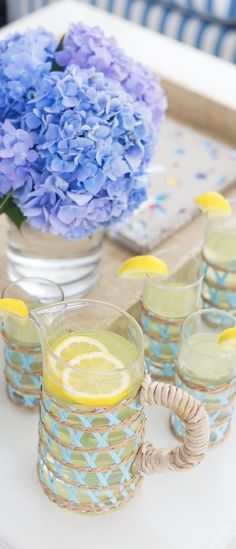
[0,298,29,319]
[195,192,232,217]
[218,327,236,351]
[48,334,110,377]
[52,334,109,362]
[62,351,131,406]
[118,255,168,279]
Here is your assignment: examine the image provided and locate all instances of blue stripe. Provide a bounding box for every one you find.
[141,1,152,26]
[207,0,213,17]
[187,0,194,11]
[159,8,172,34]
[229,0,236,17]
[107,0,115,13]
[176,14,189,41]
[124,0,134,20]
[195,19,209,49]
[233,45,236,64]
[214,27,230,57]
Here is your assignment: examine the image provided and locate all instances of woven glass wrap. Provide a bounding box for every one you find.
[141,304,181,381]
[202,255,236,315]
[38,386,145,513]
[171,368,236,444]
[2,330,41,409]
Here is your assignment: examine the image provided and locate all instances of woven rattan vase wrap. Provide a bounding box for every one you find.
[38,375,209,513]
[202,252,236,315]
[2,330,41,409]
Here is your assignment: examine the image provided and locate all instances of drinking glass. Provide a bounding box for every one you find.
[170,308,236,445]
[2,278,64,409]
[141,250,203,381]
[202,199,236,314]
[31,299,209,514]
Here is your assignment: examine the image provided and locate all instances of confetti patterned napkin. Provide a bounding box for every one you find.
[108,118,236,252]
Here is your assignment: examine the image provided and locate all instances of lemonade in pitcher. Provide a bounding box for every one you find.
[0,297,210,514]
[32,301,145,513]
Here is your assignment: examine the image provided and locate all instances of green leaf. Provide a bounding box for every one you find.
[5,204,25,229]
[0,193,13,213]
[0,193,25,229]
[51,34,65,72]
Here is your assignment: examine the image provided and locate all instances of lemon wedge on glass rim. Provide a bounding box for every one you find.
[118,255,169,279]
[0,298,29,319]
[195,192,232,217]
[218,327,236,351]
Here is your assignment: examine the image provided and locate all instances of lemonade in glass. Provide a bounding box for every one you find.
[141,250,203,380]
[202,199,236,314]
[171,308,236,444]
[2,278,63,409]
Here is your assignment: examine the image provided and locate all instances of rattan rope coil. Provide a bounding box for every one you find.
[135,375,210,474]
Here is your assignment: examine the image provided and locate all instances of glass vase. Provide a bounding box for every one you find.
[6,221,103,298]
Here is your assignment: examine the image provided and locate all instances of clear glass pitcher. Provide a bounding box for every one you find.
[29,299,209,514]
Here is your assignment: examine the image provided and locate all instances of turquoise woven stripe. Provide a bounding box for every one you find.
[38,388,143,512]
[3,337,41,409]
[172,370,236,444]
[203,260,236,312]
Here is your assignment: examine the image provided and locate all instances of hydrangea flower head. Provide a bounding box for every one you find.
[0,28,56,124]
[0,65,156,239]
[55,23,167,126]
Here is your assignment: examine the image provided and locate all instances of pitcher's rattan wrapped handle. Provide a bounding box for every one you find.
[136,376,210,474]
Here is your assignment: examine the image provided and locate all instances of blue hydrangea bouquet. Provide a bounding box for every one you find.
[0,24,166,241]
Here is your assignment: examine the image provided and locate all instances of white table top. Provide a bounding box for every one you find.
[1,360,236,549]
[0,2,236,548]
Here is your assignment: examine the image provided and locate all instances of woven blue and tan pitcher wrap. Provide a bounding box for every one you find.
[37,378,210,514]
[38,386,145,513]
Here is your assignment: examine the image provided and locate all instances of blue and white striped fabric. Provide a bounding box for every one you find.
[7,0,58,21]
[6,0,236,63]
[158,0,236,25]
[84,0,236,62]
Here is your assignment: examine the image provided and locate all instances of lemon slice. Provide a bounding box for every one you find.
[52,335,109,362]
[62,351,131,405]
[195,192,232,217]
[118,255,169,279]
[0,298,29,319]
[218,327,236,351]
[48,334,110,377]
